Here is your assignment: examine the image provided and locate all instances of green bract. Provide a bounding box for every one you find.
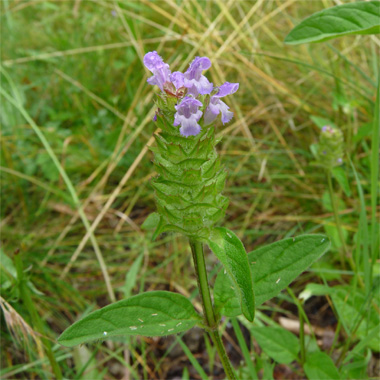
[150,94,228,240]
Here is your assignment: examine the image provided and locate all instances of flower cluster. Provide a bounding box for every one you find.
[143,51,238,137]
[316,125,344,169]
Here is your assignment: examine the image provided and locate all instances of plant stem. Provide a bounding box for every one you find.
[327,170,365,288]
[189,240,236,380]
[298,305,305,365]
[326,170,348,269]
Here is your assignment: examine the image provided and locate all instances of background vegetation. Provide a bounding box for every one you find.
[1,0,378,379]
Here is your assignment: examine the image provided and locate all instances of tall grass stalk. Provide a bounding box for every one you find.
[0,69,115,302]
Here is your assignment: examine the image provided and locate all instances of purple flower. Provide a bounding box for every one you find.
[143,51,171,91]
[183,57,213,96]
[173,97,203,137]
[204,82,239,125]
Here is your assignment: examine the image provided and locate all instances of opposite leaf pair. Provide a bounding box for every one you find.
[58,234,330,347]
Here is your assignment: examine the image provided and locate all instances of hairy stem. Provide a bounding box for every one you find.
[189,240,236,380]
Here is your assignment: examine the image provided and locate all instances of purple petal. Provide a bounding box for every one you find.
[175,97,203,116]
[218,100,233,124]
[143,51,165,71]
[215,82,239,98]
[203,98,220,125]
[170,71,185,89]
[179,117,202,137]
[185,57,211,80]
[173,96,203,137]
[143,51,171,91]
[203,108,217,126]
[184,76,213,96]
[204,98,233,125]
[183,57,213,96]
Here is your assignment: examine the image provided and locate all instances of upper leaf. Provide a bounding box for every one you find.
[58,291,201,347]
[285,1,380,45]
[214,235,330,317]
[207,227,255,322]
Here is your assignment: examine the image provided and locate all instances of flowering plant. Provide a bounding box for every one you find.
[144,52,238,242]
[58,52,330,379]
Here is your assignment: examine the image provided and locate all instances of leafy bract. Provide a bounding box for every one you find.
[304,352,341,380]
[214,235,330,317]
[141,212,160,230]
[207,227,255,322]
[250,326,299,364]
[58,291,201,347]
[285,1,380,45]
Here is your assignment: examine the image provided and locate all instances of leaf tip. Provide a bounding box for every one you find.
[284,33,294,44]
[243,307,255,323]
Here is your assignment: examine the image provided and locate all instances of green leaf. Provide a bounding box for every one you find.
[250,326,299,364]
[58,291,201,347]
[285,1,380,45]
[141,212,160,230]
[207,227,255,322]
[332,166,352,197]
[299,284,380,351]
[0,249,17,278]
[124,253,143,298]
[304,351,340,380]
[331,287,379,351]
[214,235,330,317]
[353,122,372,143]
[310,116,337,130]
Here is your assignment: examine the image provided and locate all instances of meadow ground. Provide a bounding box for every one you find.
[1,0,379,379]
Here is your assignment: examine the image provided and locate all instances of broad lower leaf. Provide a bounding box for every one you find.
[58,291,201,347]
[304,352,340,380]
[207,227,255,322]
[250,326,299,364]
[285,1,380,45]
[214,235,330,317]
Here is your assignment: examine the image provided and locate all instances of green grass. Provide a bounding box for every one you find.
[1,0,379,379]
